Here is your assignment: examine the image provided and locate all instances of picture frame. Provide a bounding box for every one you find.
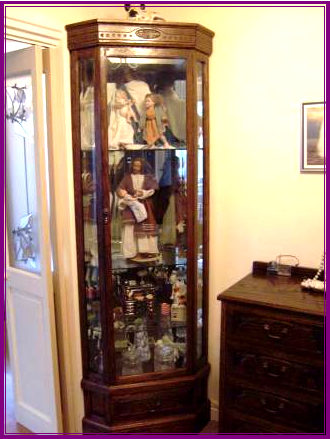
[301,102,325,173]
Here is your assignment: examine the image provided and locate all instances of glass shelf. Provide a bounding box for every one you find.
[111,247,187,271]
[108,145,187,152]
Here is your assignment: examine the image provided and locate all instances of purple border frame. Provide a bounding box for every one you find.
[1,2,327,437]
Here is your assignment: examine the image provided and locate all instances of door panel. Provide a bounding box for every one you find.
[6,45,62,433]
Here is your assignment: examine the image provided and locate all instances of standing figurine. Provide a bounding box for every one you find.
[117,157,160,262]
[108,88,136,149]
[140,94,172,149]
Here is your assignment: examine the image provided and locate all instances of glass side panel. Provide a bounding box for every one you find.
[197,63,204,150]
[106,55,188,376]
[79,58,103,374]
[196,62,204,360]
[6,74,40,273]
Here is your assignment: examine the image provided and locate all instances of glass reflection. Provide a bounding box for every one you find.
[196,62,204,360]
[79,58,103,374]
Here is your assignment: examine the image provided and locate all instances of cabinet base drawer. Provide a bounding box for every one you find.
[112,386,195,421]
[83,400,210,433]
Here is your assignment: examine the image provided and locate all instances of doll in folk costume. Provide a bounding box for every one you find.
[117,157,160,262]
[140,94,172,149]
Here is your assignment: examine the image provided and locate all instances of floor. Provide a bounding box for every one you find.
[5,363,32,434]
[201,421,218,433]
[5,361,218,434]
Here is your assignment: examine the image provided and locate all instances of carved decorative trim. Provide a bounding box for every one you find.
[98,27,195,44]
[5,16,62,47]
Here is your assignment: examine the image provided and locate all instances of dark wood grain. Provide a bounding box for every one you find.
[218,272,325,316]
[218,264,324,433]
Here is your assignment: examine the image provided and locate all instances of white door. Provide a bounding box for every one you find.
[5,46,62,433]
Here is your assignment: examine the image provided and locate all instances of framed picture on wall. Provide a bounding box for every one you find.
[301,102,325,173]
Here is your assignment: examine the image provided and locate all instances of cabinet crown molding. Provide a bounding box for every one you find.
[66,19,214,55]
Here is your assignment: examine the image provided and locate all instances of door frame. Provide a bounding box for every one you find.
[5,15,84,433]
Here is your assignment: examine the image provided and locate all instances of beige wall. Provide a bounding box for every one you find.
[6,4,325,428]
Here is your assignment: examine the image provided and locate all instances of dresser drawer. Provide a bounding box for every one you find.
[228,348,324,395]
[226,307,323,357]
[226,386,324,432]
[222,411,300,433]
[112,386,195,421]
[222,412,273,433]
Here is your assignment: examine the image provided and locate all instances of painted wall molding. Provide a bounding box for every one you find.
[5,16,62,47]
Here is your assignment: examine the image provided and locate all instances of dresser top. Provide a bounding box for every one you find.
[217,263,325,317]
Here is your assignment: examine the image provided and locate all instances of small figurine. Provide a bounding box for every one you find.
[140,93,172,149]
[108,88,136,149]
[124,4,165,22]
[117,157,160,262]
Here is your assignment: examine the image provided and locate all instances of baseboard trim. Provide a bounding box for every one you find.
[210,398,219,421]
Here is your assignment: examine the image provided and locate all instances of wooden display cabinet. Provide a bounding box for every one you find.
[66,18,214,433]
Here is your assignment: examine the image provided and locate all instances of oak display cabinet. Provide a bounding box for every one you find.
[66,19,214,433]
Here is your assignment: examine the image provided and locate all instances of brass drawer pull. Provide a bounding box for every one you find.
[263,323,288,340]
[262,361,287,378]
[261,398,284,415]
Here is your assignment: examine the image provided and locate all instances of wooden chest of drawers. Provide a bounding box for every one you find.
[217,262,325,433]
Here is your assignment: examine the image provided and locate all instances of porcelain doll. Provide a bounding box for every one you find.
[108,88,136,149]
[140,94,172,149]
[116,158,160,262]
